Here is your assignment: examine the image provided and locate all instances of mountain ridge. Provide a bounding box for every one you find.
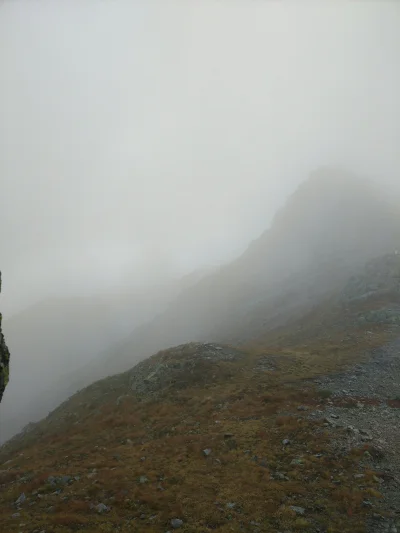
[60,168,400,390]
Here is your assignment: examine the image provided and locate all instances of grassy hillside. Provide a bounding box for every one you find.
[0,272,211,444]
[1,258,399,532]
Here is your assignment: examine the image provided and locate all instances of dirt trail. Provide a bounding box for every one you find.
[311,335,400,532]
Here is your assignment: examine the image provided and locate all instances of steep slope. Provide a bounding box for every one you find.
[69,167,400,389]
[0,273,10,404]
[1,254,399,533]
[0,271,212,444]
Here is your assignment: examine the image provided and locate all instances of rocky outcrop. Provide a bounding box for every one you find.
[129,342,245,397]
[0,272,10,403]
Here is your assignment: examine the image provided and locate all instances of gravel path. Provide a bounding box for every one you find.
[311,336,400,532]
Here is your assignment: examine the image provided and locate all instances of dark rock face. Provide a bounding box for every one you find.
[0,272,10,403]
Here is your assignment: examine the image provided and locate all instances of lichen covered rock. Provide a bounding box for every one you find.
[0,272,10,403]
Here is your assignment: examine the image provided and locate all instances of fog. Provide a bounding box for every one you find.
[1,1,400,442]
[1,1,399,315]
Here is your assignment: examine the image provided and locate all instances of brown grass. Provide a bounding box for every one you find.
[0,301,398,532]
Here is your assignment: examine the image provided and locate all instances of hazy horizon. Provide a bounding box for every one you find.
[1,1,400,316]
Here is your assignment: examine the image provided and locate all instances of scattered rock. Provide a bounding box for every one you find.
[203,448,212,457]
[290,458,304,466]
[290,506,306,515]
[171,518,184,529]
[95,503,110,514]
[273,472,289,481]
[15,493,26,505]
[116,395,126,406]
[282,439,290,446]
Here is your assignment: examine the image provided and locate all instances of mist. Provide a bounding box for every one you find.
[1,0,399,315]
[1,1,400,442]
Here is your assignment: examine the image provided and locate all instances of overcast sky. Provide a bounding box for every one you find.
[1,0,399,315]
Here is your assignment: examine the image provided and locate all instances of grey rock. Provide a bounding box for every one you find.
[203,448,212,457]
[171,518,184,528]
[139,476,148,484]
[116,395,126,406]
[274,472,289,481]
[16,493,26,505]
[282,439,290,446]
[362,500,373,508]
[290,506,306,515]
[95,503,110,514]
[290,458,304,466]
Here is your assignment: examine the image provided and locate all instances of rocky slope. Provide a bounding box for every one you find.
[1,252,400,532]
[0,273,10,404]
[310,335,400,533]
